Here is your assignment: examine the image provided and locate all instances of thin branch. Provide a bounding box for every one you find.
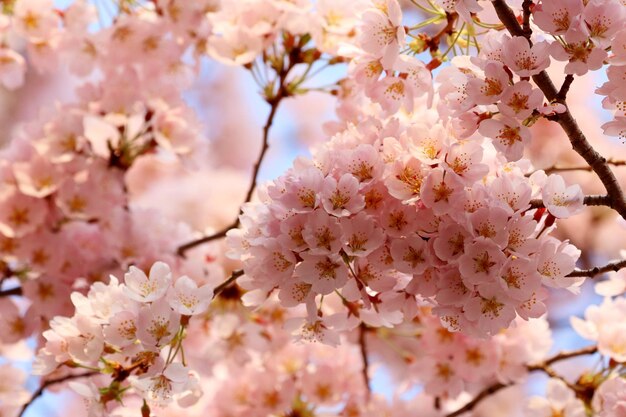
[542,345,598,366]
[0,286,22,297]
[445,345,598,417]
[567,259,626,278]
[521,0,532,36]
[358,324,371,396]
[446,383,508,417]
[542,159,626,175]
[528,364,580,392]
[19,371,98,417]
[176,94,283,256]
[213,269,244,296]
[176,66,295,256]
[491,0,626,220]
[557,74,575,101]
[528,195,612,209]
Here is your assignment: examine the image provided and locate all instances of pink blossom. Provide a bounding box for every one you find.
[541,174,584,218]
[533,0,584,35]
[137,300,181,347]
[497,81,544,119]
[582,0,626,48]
[502,37,551,77]
[166,275,214,316]
[321,173,365,216]
[390,235,430,275]
[357,0,405,69]
[123,262,173,303]
[593,377,626,417]
[479,116,531,162]
[464,284,517,335]
[340,212,385,257]
[466,62,511,105]
[0,48,26,90]
[420,167,463,214]
[536,238,581,288]
[295,252,349,295]
[458,237,506,286]
[0,186,48,238]
[550,28,608,75]
[302,209,343,254]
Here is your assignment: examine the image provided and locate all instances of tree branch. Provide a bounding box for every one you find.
[445,345,598,417]
[213,269,244,296]
[542,159,626,175]
[528,195,612,209]
[177,48,303,257]
[358,324,371,396]
[490,0,626,220]
[541,345,598,366]
[18,371,98,417]
[446,383,508,417]
[521,0,532,36]
[176,95,283,256]
[557,74,575,101]
[567,259,626,278]
[0,286,22,297]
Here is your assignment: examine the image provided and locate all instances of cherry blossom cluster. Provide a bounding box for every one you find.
[524,378,586,417]
[598,26,626,141]
[0,363,30,416]
[230,85,585,338]
[371,309,552,399]
[573,297,626,364]
[526,375,626,417]
[33,262,213,413]
[431,26,587,162]
[339,0,433,116]
[0,0,217,89]
[0,91,200,343]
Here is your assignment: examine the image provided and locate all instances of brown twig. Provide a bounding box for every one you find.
[521,0,532,36]
[18,371,98,417]
[0,286,22,297]
[213,270,244,296]
[177,48,302,257]
[176,96,284,256]
[557,74,575,101]
[445,383,508,417]
[528,195,612,209]
[542,345,598,366]
[445,345,598,417]
[542,159,626,175]
[491,0,626,220]
[358,324,371,396]
[567,259,626,278]
[426,12,459,52]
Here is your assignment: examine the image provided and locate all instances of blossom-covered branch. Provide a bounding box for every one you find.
[18,371,98,417]
[529,195,611,209]
[491,0,626,220]
[446,345,599,417]
[0,286,22,297]
[567,259,626,278]
[177,42,306,256]
[359,324,371,395]
[543,159,626,175]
